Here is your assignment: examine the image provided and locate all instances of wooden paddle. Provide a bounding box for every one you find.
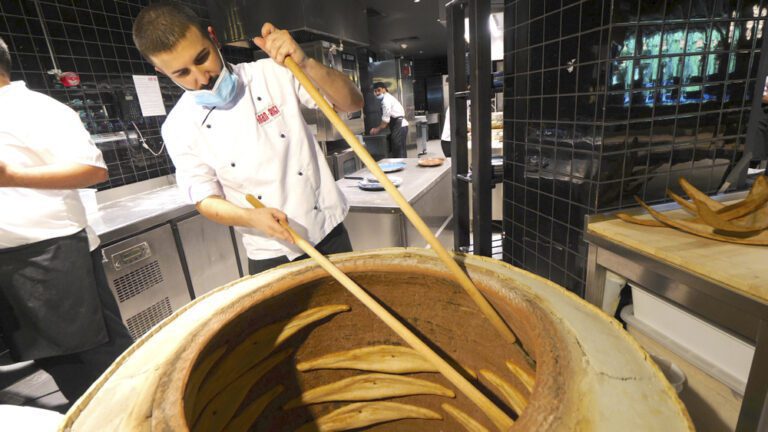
[246,194,514,431]
[281,57,520,346]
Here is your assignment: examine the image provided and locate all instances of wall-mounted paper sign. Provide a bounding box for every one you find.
[132,75,167,117]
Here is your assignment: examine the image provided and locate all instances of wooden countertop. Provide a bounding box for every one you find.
[588,207,768,304]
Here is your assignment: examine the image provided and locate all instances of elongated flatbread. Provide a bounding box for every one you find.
[194,349,291,432]
[680,176,768,220]
[635,197,768,245]
[679,177,727,211]
[667,189,698,214]
[222,385,283,432]
[695,197,768,233]
[619,178,768,228]
[617,212,667,227]
[284,373,454,409]
[480,369,528,415]
[442,403,490,432]
[618,191,700,226]
[296,345,477,379]
[295,401,442,432]
[196,305,349,414]
[506,361,535,393]
[185,345,227,417]
[296,345,437,374]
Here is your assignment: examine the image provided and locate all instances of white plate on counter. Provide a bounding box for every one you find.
[357,176,403,191]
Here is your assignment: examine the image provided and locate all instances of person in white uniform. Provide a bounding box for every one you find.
[0,37,132,409]
[369,82,409,158]
[132,3,364,275]
[441,99,471,158]
[441,107,452,158]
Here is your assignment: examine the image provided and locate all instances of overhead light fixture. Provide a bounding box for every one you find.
[414,0,420,2]
[400,43,408,49]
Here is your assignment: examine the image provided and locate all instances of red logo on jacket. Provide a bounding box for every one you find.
[256,105,281,125]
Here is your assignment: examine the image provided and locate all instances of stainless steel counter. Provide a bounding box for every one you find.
[92,157,452,243]
[88,178,241,341]
[337,158,452,210]
[337,158,453,249]
[90,184,194,244]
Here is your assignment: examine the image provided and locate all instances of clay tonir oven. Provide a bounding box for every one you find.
[60,248,692,431]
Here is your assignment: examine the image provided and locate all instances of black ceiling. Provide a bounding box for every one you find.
[363,0,448,60]
[363,0,505,60]
[215,0,502,61]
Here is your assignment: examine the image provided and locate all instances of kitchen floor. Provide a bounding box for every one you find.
[0,354,68,413]
[408,136,447,159]
[0,138,499,414]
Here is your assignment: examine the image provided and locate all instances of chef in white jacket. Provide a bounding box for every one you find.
[132,3,363,274]
[370,82,409,158]
[0,36,131,409]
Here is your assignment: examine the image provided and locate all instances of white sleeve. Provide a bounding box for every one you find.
[381,97,392,123]
[162,120,223,204]
[441,108,451,141]
[30,99,106,169]
[286,63,338,110]
[293,73,319,110]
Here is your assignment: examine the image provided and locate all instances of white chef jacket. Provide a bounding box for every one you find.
[380,92,408,127]
[162,60,349,260]
[441,107,451,141]
[441,104,471,141]
[0,81,105,250]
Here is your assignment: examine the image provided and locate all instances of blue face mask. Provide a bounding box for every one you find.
[189,50,239,108]
[376,93,385,101]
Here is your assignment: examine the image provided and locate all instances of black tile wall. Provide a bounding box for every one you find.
[503,0,765,295]
[0,0,253,190]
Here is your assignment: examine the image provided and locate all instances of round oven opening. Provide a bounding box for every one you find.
[180,265,551,432]
[61,250,692,431]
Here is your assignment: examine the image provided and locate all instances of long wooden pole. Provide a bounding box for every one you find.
[246,194,514,431]
[283,57,519,346]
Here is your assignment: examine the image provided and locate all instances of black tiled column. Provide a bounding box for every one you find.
[503,0,764,295]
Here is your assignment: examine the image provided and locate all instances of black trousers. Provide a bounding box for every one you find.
[248,222,353,275]
[441,140,451,158]
[389,117,408,158]
[0,231,132,407]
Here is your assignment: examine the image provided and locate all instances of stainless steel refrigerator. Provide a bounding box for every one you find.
[300,41,364,143]
[299,41,364,179]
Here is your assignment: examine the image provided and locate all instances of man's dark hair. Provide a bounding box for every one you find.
[0,37,11,78]
[132,2,206,60]
[372,82,387,90]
